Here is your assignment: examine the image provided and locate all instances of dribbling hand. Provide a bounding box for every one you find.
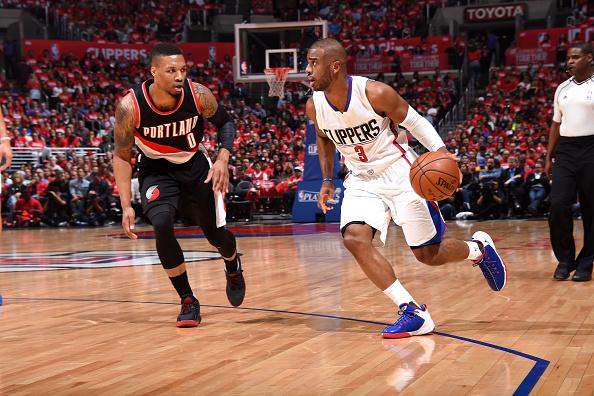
[122,206,137,240]
[318,181,335,214]
[436,147,460,162]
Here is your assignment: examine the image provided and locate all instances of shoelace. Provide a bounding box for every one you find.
[180,298,195,315]
[227,271,243,289]
[395,305,417,326]
[473,250,501,275]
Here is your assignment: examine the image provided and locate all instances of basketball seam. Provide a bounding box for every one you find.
[410,165,423,185]
[418,170,428,199]
[415,152,434,168]
[418,157,457,169]
[419,168,449,198]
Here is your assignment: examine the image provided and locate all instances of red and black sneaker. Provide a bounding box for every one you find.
[176,295,201,327]
[225,257,245,307]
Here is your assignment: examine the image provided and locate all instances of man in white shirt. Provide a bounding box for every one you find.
[546,42,594,281]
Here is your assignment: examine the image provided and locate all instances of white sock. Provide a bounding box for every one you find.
[466,241,483,261]
[383,279,418,308]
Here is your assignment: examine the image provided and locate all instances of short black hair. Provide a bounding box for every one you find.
[310,38,348,63]
[150,43,183,65]
[569,42,593,56]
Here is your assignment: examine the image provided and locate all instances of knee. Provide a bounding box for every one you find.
[343,233,371,255]
[151,209,175,236]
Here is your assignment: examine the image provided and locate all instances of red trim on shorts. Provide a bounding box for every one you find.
[142,79,184,115]
[134,131,199,154]
[427,200,440,211]
[188,79,202,114]
[128,89,141,129]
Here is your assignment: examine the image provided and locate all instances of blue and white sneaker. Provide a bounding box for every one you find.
[382,303,435,339]
[472,231,507,291]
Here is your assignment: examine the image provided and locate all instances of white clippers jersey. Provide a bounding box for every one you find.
[312,76,410,176]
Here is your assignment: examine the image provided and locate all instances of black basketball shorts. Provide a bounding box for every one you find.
[138,151,226,228]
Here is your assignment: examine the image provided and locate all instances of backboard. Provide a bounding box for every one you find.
[233,20,328,84]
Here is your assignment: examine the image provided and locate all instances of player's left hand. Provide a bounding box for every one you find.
[205,159,229,195]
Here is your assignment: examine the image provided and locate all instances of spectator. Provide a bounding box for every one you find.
[69,168,90,220]
[44,169,70,226]
[479,158,501,183]
[475,180,504,220]
[525,162,550,215]
[501,156,525,216]
[14,189,43,227]
[86,172,111,226]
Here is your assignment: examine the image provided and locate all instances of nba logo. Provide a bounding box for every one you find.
[240,61,248,75]
[587,91,592,101]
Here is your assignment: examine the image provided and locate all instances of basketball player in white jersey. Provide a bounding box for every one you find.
[305,38,507,338]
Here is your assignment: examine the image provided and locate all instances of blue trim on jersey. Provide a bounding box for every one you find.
[415,201,445,247]
[344,76,353,112]
[324,76,353,113]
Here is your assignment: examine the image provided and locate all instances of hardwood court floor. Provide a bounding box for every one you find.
[0,220,593,395]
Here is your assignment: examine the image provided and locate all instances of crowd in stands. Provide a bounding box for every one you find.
[290,0,437,41]
[3,1,583,228]
[437,62,569,221]
[3,0,225,43]
[1,33,459,228]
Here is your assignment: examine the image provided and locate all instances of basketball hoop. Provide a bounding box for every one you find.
[264,68,291,97]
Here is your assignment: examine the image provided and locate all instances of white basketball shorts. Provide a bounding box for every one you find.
[340,155,446,247]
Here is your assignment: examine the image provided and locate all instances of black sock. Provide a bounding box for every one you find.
[169,271,193,298]
[224,255,240,272]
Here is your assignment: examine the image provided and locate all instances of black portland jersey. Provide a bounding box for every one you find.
[129,78,204,164]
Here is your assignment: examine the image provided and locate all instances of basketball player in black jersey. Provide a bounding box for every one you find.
[113,43,245,327]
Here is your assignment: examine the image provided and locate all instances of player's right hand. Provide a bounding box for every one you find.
[122,206,137,240]
[318,182,335,214]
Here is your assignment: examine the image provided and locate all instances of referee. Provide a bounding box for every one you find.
[546,42,594,282]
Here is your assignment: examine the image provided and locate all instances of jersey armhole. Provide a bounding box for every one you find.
[188,79,203,114]
[127,89,141,129]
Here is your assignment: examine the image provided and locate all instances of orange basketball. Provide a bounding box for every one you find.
[409,151,460,201]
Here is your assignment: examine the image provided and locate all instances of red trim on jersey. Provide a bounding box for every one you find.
[141,79,185,115]
[390,121,413,167]
[188,79,202,114]
[134,131,199,154]
[128,89,141,129]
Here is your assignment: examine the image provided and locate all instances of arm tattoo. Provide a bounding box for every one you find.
[114,94,136,162]
[193,82,218,118]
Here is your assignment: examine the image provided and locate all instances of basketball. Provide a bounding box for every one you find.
[409,151,460,201]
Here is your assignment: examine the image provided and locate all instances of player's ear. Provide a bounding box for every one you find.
[150,66,157,77]
[331,60,341,74]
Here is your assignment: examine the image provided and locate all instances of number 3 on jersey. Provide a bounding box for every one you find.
[354,145,368,162]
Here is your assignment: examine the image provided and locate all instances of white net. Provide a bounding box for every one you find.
[264,68,290,97]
